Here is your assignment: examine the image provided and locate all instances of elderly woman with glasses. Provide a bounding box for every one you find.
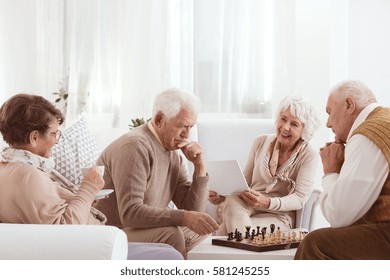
[0,93,106,225]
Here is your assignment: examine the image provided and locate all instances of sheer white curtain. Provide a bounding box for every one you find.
[1,0,294,127]
[193,0,294,117]
[64,0,123,126]
[0,0,63,104]
[118,0,193,124]
[63,0,193,127]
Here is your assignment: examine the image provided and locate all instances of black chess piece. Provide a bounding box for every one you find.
[236,232,243,242]
[256,226,261,236]
[251,229,256,240]
[261,227,267,240]
[245,226,251,239]
[234,228,238,239]
[270,223,275,234]
[227,232,234,240]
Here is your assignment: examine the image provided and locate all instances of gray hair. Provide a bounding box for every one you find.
[275,96,321,142]
[152,88,201,120]
[330,80,377,108]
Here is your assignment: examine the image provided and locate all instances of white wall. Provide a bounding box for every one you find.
[348,0,390,106]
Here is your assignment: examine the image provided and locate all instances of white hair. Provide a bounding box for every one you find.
[275,96,321,141]
[330,80,377,108]
[152,88,201,120]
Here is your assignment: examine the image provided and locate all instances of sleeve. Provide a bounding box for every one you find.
[18,166,98,224]
[319,135,388,227]
[268,145,319,211]
[172,154,209,212]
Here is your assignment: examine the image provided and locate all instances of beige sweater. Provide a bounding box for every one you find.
[96,124,209,229]
[0,162,104,224]
[244,134,319,217]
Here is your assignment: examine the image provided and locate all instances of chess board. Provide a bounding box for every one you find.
[212,237,301,253]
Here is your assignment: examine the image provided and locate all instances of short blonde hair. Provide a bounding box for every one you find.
[275,96,321,141]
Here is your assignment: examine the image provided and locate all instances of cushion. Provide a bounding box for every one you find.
[51,117,100,186]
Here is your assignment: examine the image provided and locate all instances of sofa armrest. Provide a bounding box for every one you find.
[0,224,128,260]
[295,189,329,231]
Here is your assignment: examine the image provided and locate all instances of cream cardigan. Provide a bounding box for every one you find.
[0,162,104,224]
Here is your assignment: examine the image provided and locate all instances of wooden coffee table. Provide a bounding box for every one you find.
[188,235,297,260]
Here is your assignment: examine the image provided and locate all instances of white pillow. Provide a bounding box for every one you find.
[51,117,100,186]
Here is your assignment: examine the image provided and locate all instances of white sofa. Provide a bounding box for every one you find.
[189,118,327,231]
[0,223,128,260]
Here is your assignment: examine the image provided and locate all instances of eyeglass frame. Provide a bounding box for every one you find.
[49,130,62,141]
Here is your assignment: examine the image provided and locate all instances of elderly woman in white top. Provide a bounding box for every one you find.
[215,96,321,235]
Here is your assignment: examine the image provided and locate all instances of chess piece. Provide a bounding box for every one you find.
[270,223,275,234]
[287,232,291,242]
[276,227,281,243]
[292,231,297,242]
[236,232,243,242]
[251,229,256,240]
[234,228,238,239]
[256,226,261,236]
[261,227,266,240]
[245,226,251,239]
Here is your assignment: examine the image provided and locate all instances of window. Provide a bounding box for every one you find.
[193,0,275,116]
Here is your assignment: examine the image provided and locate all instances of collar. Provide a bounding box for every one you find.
[147,121,164,147]
[347,103,380,142]
[0,147,55,172]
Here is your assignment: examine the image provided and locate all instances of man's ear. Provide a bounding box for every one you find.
[345,97,356,114]
[154,112,165,127]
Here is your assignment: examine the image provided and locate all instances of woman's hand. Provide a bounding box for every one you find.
[239,189,270,209]
[209,191,226,205]
[82,166,105,190]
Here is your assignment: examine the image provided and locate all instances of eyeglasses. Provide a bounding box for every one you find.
[49,130,62,141]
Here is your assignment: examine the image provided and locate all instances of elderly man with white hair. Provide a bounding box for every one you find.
[214,96,321,235]
[96,88,219,259]
[295,80,390,260]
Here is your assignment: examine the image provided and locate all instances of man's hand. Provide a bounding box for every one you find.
[179,141,206,176]
[179,141,203,163]
[238,189,270,209]
[319,141,345,174]
[182,211,219,235]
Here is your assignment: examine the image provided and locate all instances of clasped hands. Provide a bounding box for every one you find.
[319,140,345,174]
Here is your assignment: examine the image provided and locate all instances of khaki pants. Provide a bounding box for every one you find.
[294,222,390,259]
[216,193,292,235]
[123,226,208,259]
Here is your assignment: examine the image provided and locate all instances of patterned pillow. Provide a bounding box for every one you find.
[51,117,101,186]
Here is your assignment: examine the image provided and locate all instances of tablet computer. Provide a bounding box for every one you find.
[206,160,250,196]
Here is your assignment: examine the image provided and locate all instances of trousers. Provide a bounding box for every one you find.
[123,226,207,259]
[294,222,390,259]
[216,193,292,235]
